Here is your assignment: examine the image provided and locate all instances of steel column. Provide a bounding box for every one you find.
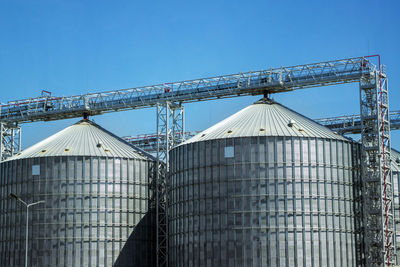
[359,62,396,266]
[0,123,21,161]
[156,102,184,267]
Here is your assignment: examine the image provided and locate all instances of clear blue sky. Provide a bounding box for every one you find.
[0,0,399,148]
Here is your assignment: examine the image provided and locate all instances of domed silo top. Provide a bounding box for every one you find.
[7,119,148,160]
[182,98,347,144]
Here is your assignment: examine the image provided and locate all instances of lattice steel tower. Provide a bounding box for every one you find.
[359,57,396,266]
[155,102,184,267]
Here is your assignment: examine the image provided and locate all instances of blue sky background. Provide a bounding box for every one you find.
[0,0,399,149]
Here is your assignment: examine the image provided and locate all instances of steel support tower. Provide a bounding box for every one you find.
[359,59,395,266]
[0,56,396,266]
[155,102,184,267]
[0,122,21,161]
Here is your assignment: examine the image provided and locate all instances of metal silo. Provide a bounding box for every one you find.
[169,98,361,267]
[0,119,156,267]
[392,149,400,262]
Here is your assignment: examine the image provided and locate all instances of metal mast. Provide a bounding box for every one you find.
[359,56,395,266]
[156,102,184,267]
[0,122,21,161]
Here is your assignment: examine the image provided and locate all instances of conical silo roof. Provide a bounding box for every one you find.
[8,119,148,160]
[392,149,400,172]
[183,98,348,145]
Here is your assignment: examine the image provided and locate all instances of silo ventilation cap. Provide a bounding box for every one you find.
[254,98,275,105]
[288,120,295,127]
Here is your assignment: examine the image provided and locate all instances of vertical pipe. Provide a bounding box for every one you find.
[25,206,28,267]
[165,103,169,267]
[18,126,22,153]
[11,128,14,156]
[156,104,160,267]
[181,105,185,143]
[166,103,169,166]
[0,123,3,161]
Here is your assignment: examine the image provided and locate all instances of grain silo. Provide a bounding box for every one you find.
[0,119,156,267]
[392,148,400,262]
[169,98,361,267]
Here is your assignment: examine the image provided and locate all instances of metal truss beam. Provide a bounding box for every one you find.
[0,123,21,161]
[156,102,184,267]
[0,57,373,124]
[316,110,400,134]
[124,131,199,155]
[359,61,396,266]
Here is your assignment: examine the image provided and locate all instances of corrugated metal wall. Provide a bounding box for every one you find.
[0,156,155,267]
[392,151,400,262]
[169,136,361,267]
[395,169,400,262]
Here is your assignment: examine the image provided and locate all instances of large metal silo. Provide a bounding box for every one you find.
[169,98,361,267]
[0,120,156,267]
[392,149,400,262]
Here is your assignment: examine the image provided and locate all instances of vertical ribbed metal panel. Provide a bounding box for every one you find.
[0,156,156,267]
[169,136,360,267]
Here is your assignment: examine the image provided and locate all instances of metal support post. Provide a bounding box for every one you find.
[379,71,396,266]
[0,122,21,161]
[9,193,45,267]
[25,206,28,267]
[360,60,396,266]
[156,102,184,267]
[171,104,184,146]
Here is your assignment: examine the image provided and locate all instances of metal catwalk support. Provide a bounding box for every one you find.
[124,131,198,155]
[315,109,400,134]
[0,122,21,161]
[359,61,396,266]
[0,57,373,124]
[156,102,184,267]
